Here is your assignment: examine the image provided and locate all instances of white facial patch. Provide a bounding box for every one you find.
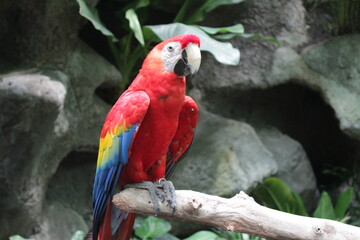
[162,42,182,72]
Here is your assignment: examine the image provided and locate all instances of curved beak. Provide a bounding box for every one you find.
[174,43,201,78]
[185,43,201,76]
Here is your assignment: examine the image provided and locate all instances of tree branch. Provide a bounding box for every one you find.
[113,189,360,240]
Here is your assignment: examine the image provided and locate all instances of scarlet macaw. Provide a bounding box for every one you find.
[90,34,201,240]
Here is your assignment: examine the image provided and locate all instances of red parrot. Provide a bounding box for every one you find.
[90,34,201,240]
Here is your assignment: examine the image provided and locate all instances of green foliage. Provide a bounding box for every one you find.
[173,0,245,24]
[313,188,353,222]
[214,229,266,240]
[253,177,354,222]
[76,0,276,90]
[145,23,240,65]
[131,217,264,240]
[313,191,336,220]
[126,9,145,46]
[334,0,360,34]
[252,177,308,216]
[76,0,119,42]
[183,230,218,240]
[71,231,86,240]
[131,216,179,240]
[134,216,172,239]
[304,0,360,34]
[9,236,34,240]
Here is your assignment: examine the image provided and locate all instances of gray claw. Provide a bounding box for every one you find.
[124,179,177,215]
[124,181,161,215]
[155,179,177,214]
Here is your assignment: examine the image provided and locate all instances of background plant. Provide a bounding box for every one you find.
[76,0,276,91]
[252,177,354,222]
[304,0,360,34]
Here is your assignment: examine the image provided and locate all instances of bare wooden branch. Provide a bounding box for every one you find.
[113,188,360,240]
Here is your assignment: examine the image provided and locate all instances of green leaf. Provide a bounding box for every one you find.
[134,216,171,238]
[291,192,308,216]
[252,177,296,213]
[335,188,353,219]
[212,33,238,40]
[185,0,245,24]
[153,233,180,240]
[240,33,280,45]
[76,0,118,42]
[134,216,145,229]
[122,0,150,12]
[313,191,336,220]
[145,23,240,65]
[197,24,244,35]
[183,231,218,240]
[125,9,145,46]
[9,236,34,240]
[71,231,85,240]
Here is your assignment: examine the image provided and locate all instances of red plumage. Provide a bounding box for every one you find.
[91,34,201,240]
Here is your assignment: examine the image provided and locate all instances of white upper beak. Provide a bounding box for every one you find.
[185,43,201,75]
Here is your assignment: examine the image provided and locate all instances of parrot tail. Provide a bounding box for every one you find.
[115,212,136,240]
[84,229,93,240]
[96,200,136,240]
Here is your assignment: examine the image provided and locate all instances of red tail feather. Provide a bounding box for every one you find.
[97,201,136,240]
[115,213,136,240]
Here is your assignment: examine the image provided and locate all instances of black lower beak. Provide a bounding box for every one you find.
[174,58,191,77]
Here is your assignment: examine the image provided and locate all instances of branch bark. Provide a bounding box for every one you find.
[113,189,360,240]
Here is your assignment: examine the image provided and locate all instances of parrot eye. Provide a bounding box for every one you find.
[162,42,182,73]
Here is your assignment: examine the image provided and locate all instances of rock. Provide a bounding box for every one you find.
[169,108,278,235]
[1,0,360,239]
[257,128,319,208]
[0,0,123,238]
[302,35,360,139]
[195,0,307,90]
[171,108,278,196]
[270,35,360,140]
[0,52,120,240]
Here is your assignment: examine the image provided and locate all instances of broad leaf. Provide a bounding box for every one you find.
[9,236,34,240]
[240,33,279,45]
[125,9,145,46]
[252,177,296,213]
[122,0,150,12]
[291,192,308,216]
[185,0,245,23]
[183,230,218,240]
[76,0,118,42]
[313,191,336,220]
[153,233,180,240]
[145,23,240,65]
[134,216,171,238]
[334,188,353,219]
[71,231,85,240]
[197,24,244,35]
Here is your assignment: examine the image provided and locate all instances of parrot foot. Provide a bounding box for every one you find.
[124,179,176,215]
[154,178,176,214]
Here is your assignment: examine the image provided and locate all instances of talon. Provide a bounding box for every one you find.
[124,181,161,215]
[124,179,177,215]
[154,179,177,214]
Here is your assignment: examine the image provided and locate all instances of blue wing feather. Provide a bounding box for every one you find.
[91,91,150,240]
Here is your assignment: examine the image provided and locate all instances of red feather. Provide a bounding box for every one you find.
[92,34,200,240]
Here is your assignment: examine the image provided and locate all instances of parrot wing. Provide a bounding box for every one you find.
[166,96,198,178]
[92,90,150,238]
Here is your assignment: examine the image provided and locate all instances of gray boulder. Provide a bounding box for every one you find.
[171,108,278,196]
[0,0,122,238]
[257,128,319,207]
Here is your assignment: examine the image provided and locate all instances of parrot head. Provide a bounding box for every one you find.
[141,34,201,79]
